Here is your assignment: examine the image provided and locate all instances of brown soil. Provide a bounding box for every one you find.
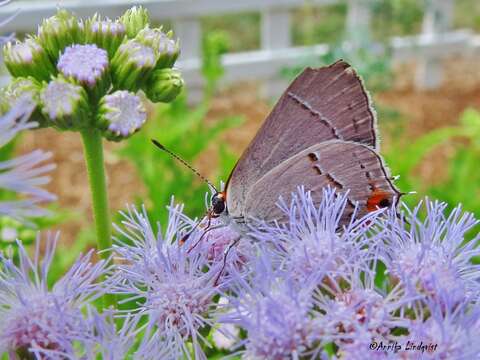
[17,57,480,244]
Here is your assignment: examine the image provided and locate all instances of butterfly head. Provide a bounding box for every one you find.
[210,191,227,217]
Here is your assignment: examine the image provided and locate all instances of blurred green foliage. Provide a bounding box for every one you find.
[202,12,260,52]
[385,108,480,219]
[118,31,243,226]
[454,0,480,32]
[292,3,347,46]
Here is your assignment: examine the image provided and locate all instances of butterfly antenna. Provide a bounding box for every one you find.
[151,139,218,192]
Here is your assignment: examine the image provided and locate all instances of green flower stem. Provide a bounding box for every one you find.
[80,128,114,307]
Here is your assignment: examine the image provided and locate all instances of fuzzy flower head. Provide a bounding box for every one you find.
[0,233,110,358]
[1,7,183,140]
[250,187,383,284]
[57,44,110,94]
[221,254,318,359]
[0,99,56,223]
[404,293,480,359]
[313,267,411,356]
[112,203,222,359]
[40,77,90,130]
[378,200,480,303]
[135,27,179,69]
[3,37,55,81]
[97,90,147,141]
[86,16,126,58]
[37,9,84,61]
[87,309,139,360]
[111,40,156,91]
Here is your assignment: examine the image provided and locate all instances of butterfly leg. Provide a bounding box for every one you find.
[214,235,242,287]
[187,221,228,254]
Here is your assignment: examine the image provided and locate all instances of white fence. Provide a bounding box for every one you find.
[0,0,479,97]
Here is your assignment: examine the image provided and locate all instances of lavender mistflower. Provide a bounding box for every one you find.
[250,187,383,283]
[112,203,222,360]
[378,200,480,303]
[0,233,110,359]
[3,37,55,81]
[97,90,147,141]
[37,9,84,61]
[403,292,480,359]
[135,27,179,69]
[221,254,318,359]
[57,44,110,92]
[111,40,156,91]
[86,16,125,58]
[312,267,411,357]
[88,308,139,360]
[0,99,56,223]
[40,77,90,130]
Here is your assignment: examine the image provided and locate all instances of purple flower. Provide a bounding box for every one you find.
[220,253,318,359]
[57,44,109,89]
[403,293,480,359]
[88,308,139,360]
[112,203,222,359]
[39,77,90,129]
[97,90,147,141]
[90,20,125,35]
[250,187,383,283]
[378,200,480,303]
[312,267,411,357]
[0,232,110,358]
[0,99,56,223]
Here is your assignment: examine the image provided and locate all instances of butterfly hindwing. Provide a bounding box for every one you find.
[235,140,399,225]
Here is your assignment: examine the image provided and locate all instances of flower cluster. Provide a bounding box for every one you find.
[2,7,183,141]
[0,233,110,359]
[107,188,479,359]
[1,187,479,359]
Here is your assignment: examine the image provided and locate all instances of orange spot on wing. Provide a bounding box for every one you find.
[366,190,391,212]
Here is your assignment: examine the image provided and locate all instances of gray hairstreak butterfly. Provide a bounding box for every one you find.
[153,60,401,237]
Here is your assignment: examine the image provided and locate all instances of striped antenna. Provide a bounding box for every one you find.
[151,139,218,192]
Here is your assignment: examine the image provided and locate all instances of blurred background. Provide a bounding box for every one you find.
[1,0,479,260]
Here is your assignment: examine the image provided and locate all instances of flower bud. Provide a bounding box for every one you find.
[57,44,110,100]
[37,9,84,61]
[39,77,90,130]
[3,37,56,81]
[135,28,180,69]
[85,15,126,58]
[4,78,47,127]
[144,68,183,103]
[119,6,150,38]
[110,40,156,91]
[97,90,147,141]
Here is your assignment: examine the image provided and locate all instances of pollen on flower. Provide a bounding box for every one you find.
[101,91,146,137]
[57,44,109,88]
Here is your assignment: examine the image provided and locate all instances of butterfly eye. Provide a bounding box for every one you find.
[211,193,226,214]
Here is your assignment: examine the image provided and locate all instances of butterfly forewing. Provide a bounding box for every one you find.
[227,61,379,218]
[238,140,400,225]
